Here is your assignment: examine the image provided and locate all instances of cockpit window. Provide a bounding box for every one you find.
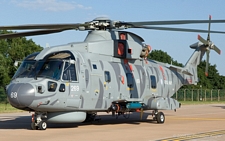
[12,60,36,79]
[37,60,63,80]
[62,62,77,81]
[12,51,76,81]
[12,52,39,79]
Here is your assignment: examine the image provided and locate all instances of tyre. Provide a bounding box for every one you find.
[156,112,165,124]
[38,121,47,130]
[31,122,38,130]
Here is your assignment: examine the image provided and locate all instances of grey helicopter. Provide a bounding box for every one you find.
[0,16,224,130]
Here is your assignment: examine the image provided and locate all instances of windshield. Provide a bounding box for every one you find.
[12,60,36,79]
[37,60,63,80]
[13,60,63,80]
[13,51,75,80]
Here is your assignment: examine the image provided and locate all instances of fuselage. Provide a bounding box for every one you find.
[6,30,185,113]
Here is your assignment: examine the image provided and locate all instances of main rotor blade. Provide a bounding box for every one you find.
[124,19,225,26]
[135,26,225,34]
[0,28,71,39]
[0,23,85,30]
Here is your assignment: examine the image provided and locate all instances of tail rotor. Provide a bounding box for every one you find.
[197,15,221,76]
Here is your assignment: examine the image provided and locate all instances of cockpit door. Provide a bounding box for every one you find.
[62,61,81,108]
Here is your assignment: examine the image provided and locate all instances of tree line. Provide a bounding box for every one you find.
[148,50,225,89]
[0,30,42,103]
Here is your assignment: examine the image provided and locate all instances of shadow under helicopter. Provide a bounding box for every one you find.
[0,112,160,130]
[212,105,225,109]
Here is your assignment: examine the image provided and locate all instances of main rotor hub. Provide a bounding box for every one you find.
[86,17,112,30]
[85,17,123,30]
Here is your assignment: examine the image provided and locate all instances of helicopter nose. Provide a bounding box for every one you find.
[7,83,35,109]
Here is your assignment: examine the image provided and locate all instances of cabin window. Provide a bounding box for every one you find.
[104,71,111,82]
[126,73,133,88]
[118,42,125,56]
[93,64,97,69]
[63,62,77,81]
[150,75,157,89]
[119,33,127,40]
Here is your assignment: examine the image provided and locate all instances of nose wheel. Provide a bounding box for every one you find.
[31,112,47,130]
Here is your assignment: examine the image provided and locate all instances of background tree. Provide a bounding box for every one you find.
[148,49,225,89]
[148,50,183,67]
[0,30,43,103]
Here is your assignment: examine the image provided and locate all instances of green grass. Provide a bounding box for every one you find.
[0,103,23,113]
[0,101,225,113]
[180,101,225,105]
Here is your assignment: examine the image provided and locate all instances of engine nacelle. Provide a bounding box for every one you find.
[47,111,86,123]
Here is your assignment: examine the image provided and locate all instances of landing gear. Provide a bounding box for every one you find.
[152,110,165,124]
[31,112,47,130]
[39,121,47,130]
[31,121,38,130]
[83,113,97,122]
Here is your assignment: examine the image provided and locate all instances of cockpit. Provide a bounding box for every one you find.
[13,51,77,81]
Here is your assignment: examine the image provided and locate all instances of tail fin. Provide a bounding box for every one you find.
[184,42,207,84]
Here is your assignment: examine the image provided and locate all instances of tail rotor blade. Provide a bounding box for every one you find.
[205,51,210,77]
[212,44,221,54]
[198,35,208,44]
[207,15,211,41]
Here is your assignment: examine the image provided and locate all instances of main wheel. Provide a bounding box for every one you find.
[156,112,165,124]
[38,121,47,130]
[31,122,38,130]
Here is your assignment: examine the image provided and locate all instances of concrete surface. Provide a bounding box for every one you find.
[0,104,225,141]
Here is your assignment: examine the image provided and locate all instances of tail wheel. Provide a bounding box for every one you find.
[38,121,47,130]
[156,112,165,124]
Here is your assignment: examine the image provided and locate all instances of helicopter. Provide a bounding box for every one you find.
[1,16,224,130]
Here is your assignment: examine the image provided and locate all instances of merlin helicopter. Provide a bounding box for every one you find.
[1,16,224,130]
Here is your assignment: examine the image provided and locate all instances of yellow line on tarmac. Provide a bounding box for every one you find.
[157,130,225,141]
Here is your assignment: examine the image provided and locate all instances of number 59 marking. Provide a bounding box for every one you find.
[11,92,17,98]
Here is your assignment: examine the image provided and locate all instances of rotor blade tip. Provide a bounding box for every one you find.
[197,34,201,39]
[209,15,212,19]
[205,72,208,77]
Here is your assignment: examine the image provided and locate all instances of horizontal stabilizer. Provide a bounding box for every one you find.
[190,42,202,49]
[169,66,193,76]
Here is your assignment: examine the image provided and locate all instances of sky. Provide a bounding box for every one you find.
[1,0,225,76]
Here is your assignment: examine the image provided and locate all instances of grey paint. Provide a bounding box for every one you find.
[5,30,214,124]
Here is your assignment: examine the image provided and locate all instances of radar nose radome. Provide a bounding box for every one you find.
[7,83,35,109]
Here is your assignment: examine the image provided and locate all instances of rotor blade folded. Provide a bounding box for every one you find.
[135,26,225,34]
[0,23,85,30]
[123,19,225,26]
[0,28,71,39]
